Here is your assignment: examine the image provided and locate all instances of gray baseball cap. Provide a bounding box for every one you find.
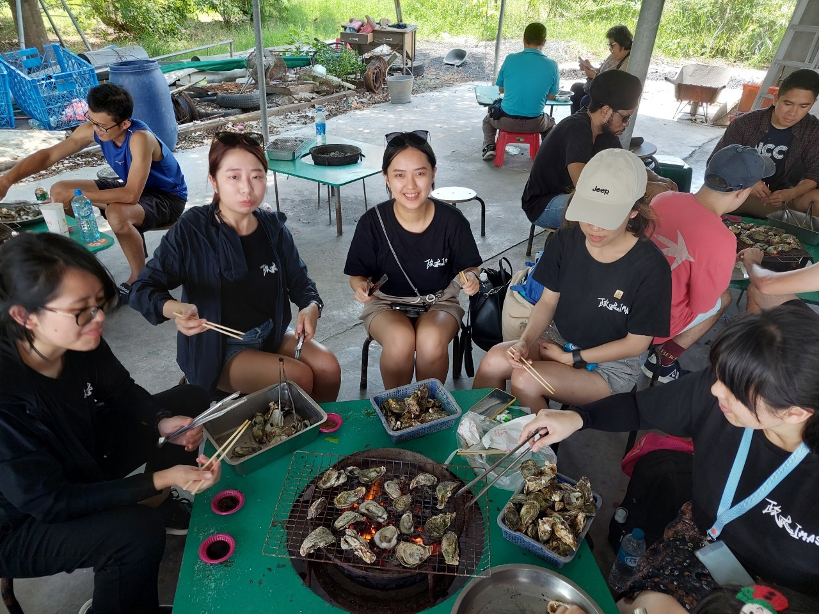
[704,145,776,192]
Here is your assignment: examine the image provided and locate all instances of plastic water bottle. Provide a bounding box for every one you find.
[315,107,326,144]
[70,189,100,244]
[608,528,646,593]
[478,271,491,293]
[610,507,629,549]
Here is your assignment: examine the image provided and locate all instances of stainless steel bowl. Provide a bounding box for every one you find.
[451,564,605,614]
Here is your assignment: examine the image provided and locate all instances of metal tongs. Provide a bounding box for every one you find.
[156,392,248,447]
[267,357,296,430]
[458,428,546,508]
[294,331,306,360]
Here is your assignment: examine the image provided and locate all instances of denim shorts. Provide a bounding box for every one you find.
[533,193,571,229]
[223,319,274,366]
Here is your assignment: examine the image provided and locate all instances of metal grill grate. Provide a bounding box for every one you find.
[266,137,314,153]
[263,450,491,578]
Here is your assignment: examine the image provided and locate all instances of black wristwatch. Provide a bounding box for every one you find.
[308,300,323,318]
[571,349,588,370]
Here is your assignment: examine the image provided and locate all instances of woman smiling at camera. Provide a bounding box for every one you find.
[131,132,341,402]
[344,131,483,389]
[473,149,671,410]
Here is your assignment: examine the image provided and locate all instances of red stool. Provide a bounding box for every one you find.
[494,131,541,167]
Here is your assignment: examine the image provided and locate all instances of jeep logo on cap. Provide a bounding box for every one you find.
[592,186,610,195]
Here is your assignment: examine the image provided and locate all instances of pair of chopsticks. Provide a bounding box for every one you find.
[506,348,556,395]
[156,392,247,447]
[173,311,246,341]
[183,419,251,494]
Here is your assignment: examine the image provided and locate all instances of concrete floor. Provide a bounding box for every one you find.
[4,78,741,613]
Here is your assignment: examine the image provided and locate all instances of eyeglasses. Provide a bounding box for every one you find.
[212,131,265,148]
[612,110,632,124]
[608,42,618,49]
[42,304,106,327]
[385,130,430,146]
[83,111,120,134]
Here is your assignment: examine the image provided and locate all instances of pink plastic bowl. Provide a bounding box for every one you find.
[211,490,245,516]
[320,412,343,433]
[199,534,235,564]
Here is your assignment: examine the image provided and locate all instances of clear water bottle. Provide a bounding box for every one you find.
[70,189,100,244]
[315,107,326,144]
[608,528,646,593]
[611,507,629,548]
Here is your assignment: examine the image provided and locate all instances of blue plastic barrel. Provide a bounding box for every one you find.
[109,59,177,150]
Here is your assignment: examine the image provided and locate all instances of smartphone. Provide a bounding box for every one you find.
[367,274,389,296]
[469,388,516,420]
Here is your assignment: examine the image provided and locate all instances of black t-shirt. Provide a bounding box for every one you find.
[220,224,279,331]
[521,111,622,223]
[578,369,819,595]
[531,225,671,347]
[757,125,793,188]
[344,199,483,297]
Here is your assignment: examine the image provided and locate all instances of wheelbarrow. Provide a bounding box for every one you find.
[665,64,731,123]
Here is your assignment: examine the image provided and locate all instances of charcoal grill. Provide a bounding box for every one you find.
[264,448,491,580]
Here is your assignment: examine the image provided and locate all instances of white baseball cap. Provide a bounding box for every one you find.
[564,149,648,230]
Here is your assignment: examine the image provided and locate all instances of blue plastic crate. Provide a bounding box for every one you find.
[370,378,462,443]
[0,64,13,128]
[0,44,97,130]
[496,473,602,568]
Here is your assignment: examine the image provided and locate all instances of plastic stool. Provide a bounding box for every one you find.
[430,187,486,236]
[494,131,540,167]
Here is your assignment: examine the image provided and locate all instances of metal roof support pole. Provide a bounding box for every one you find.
[492,0,507,81]
[252,0,269,145]
[15,0,24,49]
[621,0,666,147]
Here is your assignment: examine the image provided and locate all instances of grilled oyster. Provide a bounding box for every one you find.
[358,466,386,484]
[547,600,573,614]
[537,516,554,543]
[341,529,376,563]
[307,497,327,520]
[424,512,455,540]
[519,500,540,532]
[504,503,521,531]
[435,481,459,509]
[317,467,347,489]
[344,466,361,477]
[781,233,798,244]
[519,459,540,479]
[399,512,414,534]
[300,526,334,556]
[333,510,366,531]
[358,500,388,523]
[748,230,769,242]
[334,486,366,509]
[410,473,437,490]
[441,531,459,566]
[393,494,412,513]
[550,513,578,550]
[766,244,791,255]
[396,541,433,568]
[383,480,403,501]
[373,525,399,550]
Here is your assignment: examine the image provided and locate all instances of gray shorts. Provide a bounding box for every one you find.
[95,178,185,232]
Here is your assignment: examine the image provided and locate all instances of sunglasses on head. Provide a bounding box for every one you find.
[212,131,265,148]
[385,130,430,146]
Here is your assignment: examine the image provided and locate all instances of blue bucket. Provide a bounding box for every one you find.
[109,59,177,150]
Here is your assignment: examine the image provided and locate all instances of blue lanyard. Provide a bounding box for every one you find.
[709,428,810,540]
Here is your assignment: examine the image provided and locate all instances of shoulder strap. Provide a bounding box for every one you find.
[374,204,423,303]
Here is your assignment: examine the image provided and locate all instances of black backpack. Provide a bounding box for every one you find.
[607,449,694,551]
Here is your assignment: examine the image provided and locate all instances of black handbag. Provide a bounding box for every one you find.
[465,258,513,353]
[489,98,503,120]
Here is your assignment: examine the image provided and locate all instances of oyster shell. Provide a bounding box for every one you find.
[509,493,529,505]
[396,541,433,568]
[409,473,438,490]
[441,531,459,566]
[358,465,386,485]
[504,503,521,531]
[547,600,572,614]
[575,476,592,504]
[359,500,388,523]
[537,516,554,543]
[307,497,327,520]
[519,500,540,532]
[550,513,578,550]
[572,511,586,535]
[393,494,413,513]
[424,512,455,540]
[341,528,376,564]
[519,459,540,479]
[382,398,407,415]
[541,461,558,479]
[317,467,347,489]
[524,474,552,494]
[373,525,399,550]
[332,510,366,531]
[300,526,334,556]
[383,480,403,501]
[399,512,414,535]
[435,481,459,509]
[527,491,550,513]
[526,523,538,540]
[344,466,361,477]
[563,490,583,510]
[334,486,366,509]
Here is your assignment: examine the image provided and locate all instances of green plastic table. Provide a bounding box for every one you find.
[266,136,385,236]
[26,214,115,253]
[173,390,618,614]
[474,85,572,117]
[728,216,818,305]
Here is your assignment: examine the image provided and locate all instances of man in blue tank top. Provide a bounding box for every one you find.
[0,84,188,303]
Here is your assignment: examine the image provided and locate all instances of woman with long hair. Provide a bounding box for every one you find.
[344,131,482,389]
[131,131,341,402]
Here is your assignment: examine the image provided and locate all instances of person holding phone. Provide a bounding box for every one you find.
[520,303,818,613]
[345,131,482,389]
[570,25,633,114]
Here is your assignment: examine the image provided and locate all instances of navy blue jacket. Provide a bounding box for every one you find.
[131,204,322,394]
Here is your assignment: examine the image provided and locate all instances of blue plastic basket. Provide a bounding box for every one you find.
[0,64,13,128]
[0,44,97,130]
[496,473,602,568]
[370,378,462,443]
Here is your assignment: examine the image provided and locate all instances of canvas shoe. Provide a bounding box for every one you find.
[482,145,496,161]
[157,488,192,536]
[641,354,689,384]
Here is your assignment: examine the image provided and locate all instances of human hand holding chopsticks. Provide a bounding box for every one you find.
[458,269,480,296]
[153,454,222,492]
[158,416,204,452]
[505,340,530,367]
[518,408,583,453]
[169,302,208,337]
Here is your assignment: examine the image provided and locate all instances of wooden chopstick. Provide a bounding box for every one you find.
[458,271,468,286]
[183,419,250,492]
[506,348,557,395]
[173,311,246,340]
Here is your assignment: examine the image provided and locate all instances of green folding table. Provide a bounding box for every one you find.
[26,214,116,253]
[474,85,572,117]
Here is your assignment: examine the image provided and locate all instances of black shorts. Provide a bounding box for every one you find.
[94,179,186,232]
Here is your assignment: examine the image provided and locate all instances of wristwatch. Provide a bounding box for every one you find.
[571,348,588,370]
[308,299,323,318]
